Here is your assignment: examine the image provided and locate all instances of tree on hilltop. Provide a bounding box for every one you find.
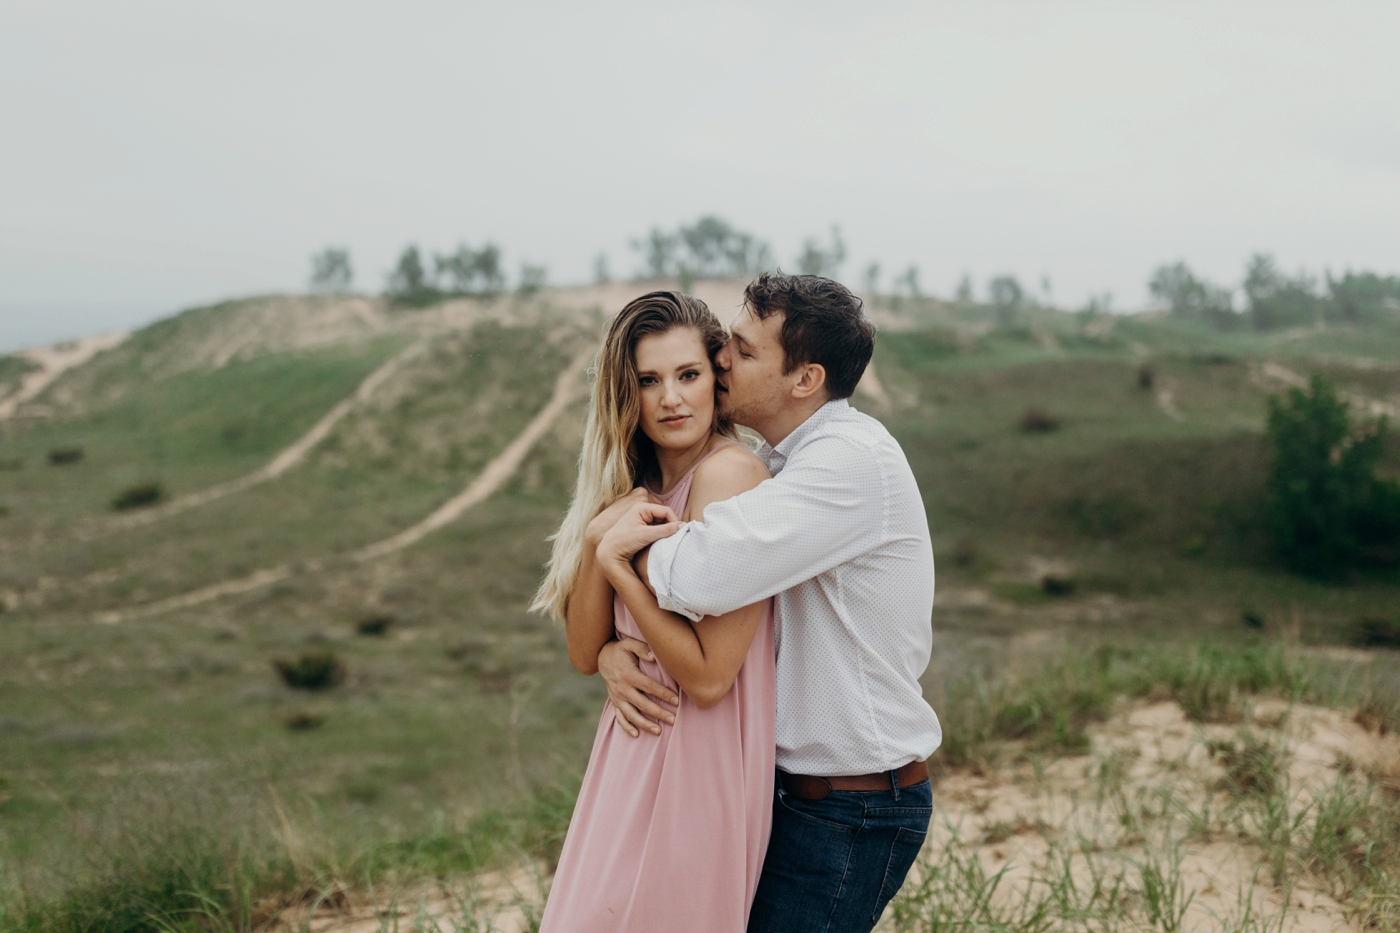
[434,243,506,295]
[1148,261,1236,330]
[796,226,846,279]
[630,216,772,280]
[386,245,430,301]
[310,247,353,292]
[988,275,1024,328]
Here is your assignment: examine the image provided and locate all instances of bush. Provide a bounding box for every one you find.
[111,482,164,511]
[1355,617,1400,649]
[356,614,393,637]
[284,712,327,731]
[1019,408,1060,433]
[273,651,346,691]
[1265,374,1400,577]
[47,447,84,465]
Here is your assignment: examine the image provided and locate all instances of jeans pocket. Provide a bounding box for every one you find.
[872,826,927,923]
[776,791,861,833]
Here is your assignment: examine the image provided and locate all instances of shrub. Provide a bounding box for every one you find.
[1019,408,1060,433]
[356,614,393,637]
[1265,374,1400,577]
[1355,617,1400,649]
[111,482,164,511]
[284,712,326,731]
[950,537,978,567]
[47,446,84,465]
[1137,364,1155,389]
[1208,732,1283,798]
[273,651,346,691]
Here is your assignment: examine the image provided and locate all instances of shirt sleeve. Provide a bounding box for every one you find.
[646,433,883,620]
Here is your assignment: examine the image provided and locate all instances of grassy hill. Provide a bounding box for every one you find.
[1,283,1398,931]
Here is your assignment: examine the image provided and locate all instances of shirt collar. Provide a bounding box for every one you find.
[757,398,849,475]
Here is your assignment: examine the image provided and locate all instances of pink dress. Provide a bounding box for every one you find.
[540,442,776,933]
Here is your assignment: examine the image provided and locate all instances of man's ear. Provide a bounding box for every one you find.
[789,363,827,401]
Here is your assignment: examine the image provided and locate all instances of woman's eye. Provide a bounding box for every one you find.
[639,376,657,386]
[681,370,700,381]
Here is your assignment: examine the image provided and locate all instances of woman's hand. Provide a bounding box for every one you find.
[597,637,678,737]
[584,487,658,548]
[597,502,682,585]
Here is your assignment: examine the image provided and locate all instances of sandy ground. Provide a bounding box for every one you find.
[0,331,128,419]
[272,692,1399,933]
[1252,359,1400,421]
[877,696,1400,933]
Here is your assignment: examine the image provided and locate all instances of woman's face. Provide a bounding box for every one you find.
[633,327,716,452]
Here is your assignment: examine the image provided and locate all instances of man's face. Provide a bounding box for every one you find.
[715,306,791,430]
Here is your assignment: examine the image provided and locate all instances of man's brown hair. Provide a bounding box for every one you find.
[743,272,875,399]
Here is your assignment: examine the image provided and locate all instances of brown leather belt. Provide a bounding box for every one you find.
[779,759,929,801]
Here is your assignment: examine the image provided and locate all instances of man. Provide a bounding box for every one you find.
[596,272,940,933]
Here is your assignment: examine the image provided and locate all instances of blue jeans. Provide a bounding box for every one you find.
[747,774,932,933]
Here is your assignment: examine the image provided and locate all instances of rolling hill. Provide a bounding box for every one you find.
[2,280,1398,931]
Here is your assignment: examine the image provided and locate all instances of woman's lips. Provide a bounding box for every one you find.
[659,415,689,426]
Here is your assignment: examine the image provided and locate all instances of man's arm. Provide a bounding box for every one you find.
[647,434,882,620]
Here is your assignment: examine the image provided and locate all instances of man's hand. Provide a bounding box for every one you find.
[597,502,681,584]
[584,488,660,549]
[597,638,678,737]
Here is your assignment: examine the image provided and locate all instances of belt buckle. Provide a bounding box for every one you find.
[809,776,833,800]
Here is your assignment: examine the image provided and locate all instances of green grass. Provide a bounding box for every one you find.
[2,289,1398,930]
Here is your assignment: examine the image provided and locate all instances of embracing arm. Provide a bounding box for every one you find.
[563,487,653,675]
[598,448,771,708]
[646,434,883,620]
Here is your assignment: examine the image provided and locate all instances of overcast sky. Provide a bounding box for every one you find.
[3,1,1398,351]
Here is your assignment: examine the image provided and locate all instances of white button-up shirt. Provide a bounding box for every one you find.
[647,399,941,776]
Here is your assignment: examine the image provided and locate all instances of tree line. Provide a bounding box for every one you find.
[307,229,1400,332]
[1150,256,1400,331]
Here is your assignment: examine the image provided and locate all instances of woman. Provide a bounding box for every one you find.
[533,291,775,932]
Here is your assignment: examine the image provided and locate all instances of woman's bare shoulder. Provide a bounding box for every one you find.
[689,443,770,510]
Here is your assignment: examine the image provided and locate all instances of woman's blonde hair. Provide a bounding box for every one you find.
[532,291,733,621]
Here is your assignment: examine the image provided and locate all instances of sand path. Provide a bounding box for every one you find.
[103,340,430,532]
[0,332,129,419]
[95,344,594,623]
[1252,360,1400,420]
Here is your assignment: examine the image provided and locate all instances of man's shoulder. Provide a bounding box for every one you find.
[795,404,901,457]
